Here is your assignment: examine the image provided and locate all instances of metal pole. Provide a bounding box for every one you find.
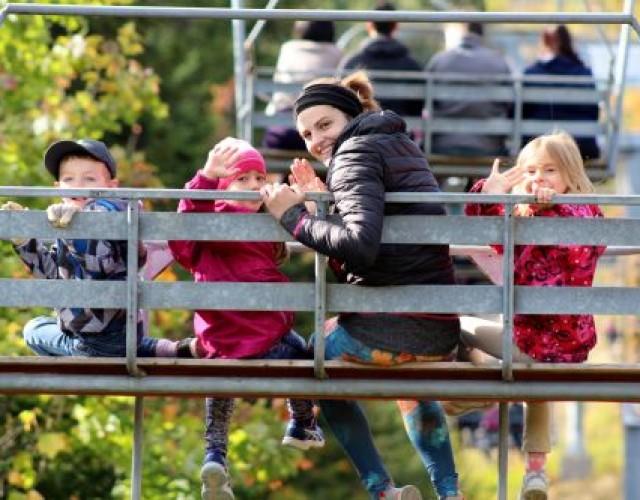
[131,396,145,500]
[313,200,328,379]
[623,403,640,499]
[497,402,510,500]
[231,0,246,137]
[125,201,144,377]
[607,0,636,176]
[498,202,515,500]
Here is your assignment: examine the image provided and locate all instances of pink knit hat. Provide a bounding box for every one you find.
[216,137,267,190]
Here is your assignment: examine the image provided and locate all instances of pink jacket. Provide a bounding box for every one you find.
[466,179,605,362]
[168,171,294,359]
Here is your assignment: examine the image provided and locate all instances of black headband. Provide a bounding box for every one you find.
[293,83,364,119]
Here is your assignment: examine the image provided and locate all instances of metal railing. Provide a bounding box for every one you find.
[1,186,640,498]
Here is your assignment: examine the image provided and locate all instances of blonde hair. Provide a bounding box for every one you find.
[305,70,381,112]
[516,130,594,194]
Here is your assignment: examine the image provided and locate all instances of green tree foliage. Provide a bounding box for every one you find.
[0,0,167,188]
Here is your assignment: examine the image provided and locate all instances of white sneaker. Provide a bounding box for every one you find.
[379,485,422,499]
[519,469,548,500]
[201,461,234,500]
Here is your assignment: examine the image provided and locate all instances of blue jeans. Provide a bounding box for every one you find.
[318,322,459,498]
[23,316,156,357]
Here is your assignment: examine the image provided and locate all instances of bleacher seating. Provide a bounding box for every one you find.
[250,68,612,180]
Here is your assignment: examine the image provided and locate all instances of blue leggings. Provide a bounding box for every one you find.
[319,322,459,498]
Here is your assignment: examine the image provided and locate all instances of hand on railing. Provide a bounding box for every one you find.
[46,203,80,229]
[1,201,29,245]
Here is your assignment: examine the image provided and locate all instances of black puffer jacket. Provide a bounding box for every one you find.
[280,110,455,287]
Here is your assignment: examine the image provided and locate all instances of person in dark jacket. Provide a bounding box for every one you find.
[261,71,463,500]
[522,24,601,160]
[341,1,424,118]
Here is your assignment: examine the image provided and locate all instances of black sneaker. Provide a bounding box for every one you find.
[281,419,325,450]
[176,337,197,358]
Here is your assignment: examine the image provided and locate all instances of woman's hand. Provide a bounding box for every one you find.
[481,159,524,194]
[202,140,241,180]
[289,158,327,192]
[260,183,305,220]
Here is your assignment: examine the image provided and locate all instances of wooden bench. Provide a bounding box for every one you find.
[250,69,612,180]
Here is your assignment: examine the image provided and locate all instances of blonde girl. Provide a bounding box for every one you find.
[459,131,604,500]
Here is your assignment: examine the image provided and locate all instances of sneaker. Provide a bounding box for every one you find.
[177,337,204,358]
[281,419,325,450]
[441,400,495,417]
[201,452,234,500]
[379,485,422,499]
[519,469,548,500]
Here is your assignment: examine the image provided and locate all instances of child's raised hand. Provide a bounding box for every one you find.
[202,140,242,180]
[47,203,80,228]
[289,158,327,192]
[481,159,524,194]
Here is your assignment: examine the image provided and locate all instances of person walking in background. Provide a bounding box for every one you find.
[261,71,463,500]
[168,138,324,500]
[522,24,601,160]
[340,1,424,118]
[264,20,342,151]
[426,22,512,157]
[456,131,605,500]
[1,139,190,358]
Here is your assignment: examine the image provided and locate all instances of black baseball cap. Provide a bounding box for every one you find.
[44,139,117,179]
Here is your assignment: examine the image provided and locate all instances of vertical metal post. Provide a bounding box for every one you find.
[497,402,510,499]
[231,0,247,138]
[498,202,515,500]
[623,403,640,499]
[313,199,328,379]
[607,0,635,175]
[424,74,434,155]
[0,7,8,26]
[125,201,143,377]
[131,396,145,500]
[501,203,515,381]
[511,76,523,157]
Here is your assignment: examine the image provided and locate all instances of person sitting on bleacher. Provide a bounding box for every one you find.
[522,24,601,161]
[0,139,191,358]
[168,137,324,500]
[263,20,342,151]
[340,1,424,119]
[261,71,463,500]
[426,22,512,157]
[456,131,605,500]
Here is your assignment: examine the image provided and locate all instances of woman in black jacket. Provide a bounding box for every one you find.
[261,71,463,500]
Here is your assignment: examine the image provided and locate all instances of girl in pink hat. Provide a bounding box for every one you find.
[168,137,323,500]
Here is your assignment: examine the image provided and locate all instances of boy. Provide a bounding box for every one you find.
[1,139,192,357]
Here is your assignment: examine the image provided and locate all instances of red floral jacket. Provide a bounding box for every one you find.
[466,179,605,362]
